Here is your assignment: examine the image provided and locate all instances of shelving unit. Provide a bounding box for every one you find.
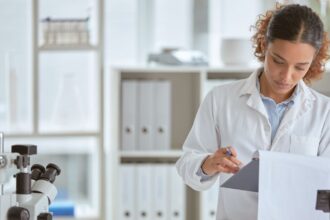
[0,0,104,219]
[107,65,257,220]
[35,0,104,219]
[38,45,99,51]
[108,63,330,220]
[120,150,183,163]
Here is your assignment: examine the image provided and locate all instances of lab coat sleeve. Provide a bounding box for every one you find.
[318,108,330,157]
[176,90,221,191]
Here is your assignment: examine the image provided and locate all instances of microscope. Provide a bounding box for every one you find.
[0,133,61,220]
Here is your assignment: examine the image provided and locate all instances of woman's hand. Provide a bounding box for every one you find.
[201,146,242,175]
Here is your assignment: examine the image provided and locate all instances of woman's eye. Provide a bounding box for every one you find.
[273,58,284,64]
[295,66,305,71]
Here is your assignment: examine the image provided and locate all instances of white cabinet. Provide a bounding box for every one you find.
[0,0,104,219]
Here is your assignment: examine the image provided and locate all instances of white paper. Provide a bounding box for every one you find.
[220,151,330,219]
[258,151,330,220]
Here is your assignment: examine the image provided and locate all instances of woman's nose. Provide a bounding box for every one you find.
[279,66,294,81]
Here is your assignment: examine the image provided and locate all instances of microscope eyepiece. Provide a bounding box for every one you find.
[39,163,61,183]
[31,164,46,181]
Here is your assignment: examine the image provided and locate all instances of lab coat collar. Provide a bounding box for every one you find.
[239,68,262,97]
[240,68,268,120]
[239,67,316,147]
[240,67,317,148]
[239,67,316,103]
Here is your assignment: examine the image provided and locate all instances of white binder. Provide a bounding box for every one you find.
[169,165,186,220]
[121,80,138,151]
[137,164,152,220]
[201,181,218,220]
[119,164,136,220]
[154,81,171,150]
[137,81,155,150]
[152,164,169,220]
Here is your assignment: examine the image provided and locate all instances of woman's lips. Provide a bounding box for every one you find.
[274,81,292,89]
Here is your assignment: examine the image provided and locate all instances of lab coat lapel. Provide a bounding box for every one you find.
[271,80,315,147]
[240,68,269,120]
[246,91,269,120]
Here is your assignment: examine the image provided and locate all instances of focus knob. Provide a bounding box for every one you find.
[7,206,30,220]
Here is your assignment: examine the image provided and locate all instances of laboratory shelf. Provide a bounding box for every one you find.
[120,150,183,163]
[120,150,183,159]
[38,44,99,52]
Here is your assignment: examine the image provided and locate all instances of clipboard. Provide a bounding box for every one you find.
[220,159,259,192]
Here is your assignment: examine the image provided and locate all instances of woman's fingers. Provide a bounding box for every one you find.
[228,156,243,167]
[202,146,243,175]
[212,147,242,173]
[227,146,238,157]
[216,163,239,173]
[216,164,232,173]
[218,157,239,169]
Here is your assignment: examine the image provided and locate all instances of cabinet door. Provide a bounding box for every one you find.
[38,51,99,133]
[0,0,33,133]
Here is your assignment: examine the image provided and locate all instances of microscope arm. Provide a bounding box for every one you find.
[0,153,20,186]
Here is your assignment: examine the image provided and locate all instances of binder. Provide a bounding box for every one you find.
[121,80,138,151]
[154,81,171,151]
[201,181,219,220]
[119,164,136,220]
[136,164,152,220]
[137,81,155,150]
[151,164,169,220]
[168,165,186,220]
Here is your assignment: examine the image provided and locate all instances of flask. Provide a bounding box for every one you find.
[50,72,86,131]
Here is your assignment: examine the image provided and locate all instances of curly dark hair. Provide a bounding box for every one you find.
[251,4,330,83]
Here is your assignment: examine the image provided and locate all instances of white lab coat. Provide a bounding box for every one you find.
[176,68,330,220]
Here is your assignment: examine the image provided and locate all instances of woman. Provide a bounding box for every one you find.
[176,4,330,220]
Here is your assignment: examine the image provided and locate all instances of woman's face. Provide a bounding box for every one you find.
[262,39,316,101]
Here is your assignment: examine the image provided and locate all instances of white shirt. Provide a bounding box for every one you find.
[175,68,330,220]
